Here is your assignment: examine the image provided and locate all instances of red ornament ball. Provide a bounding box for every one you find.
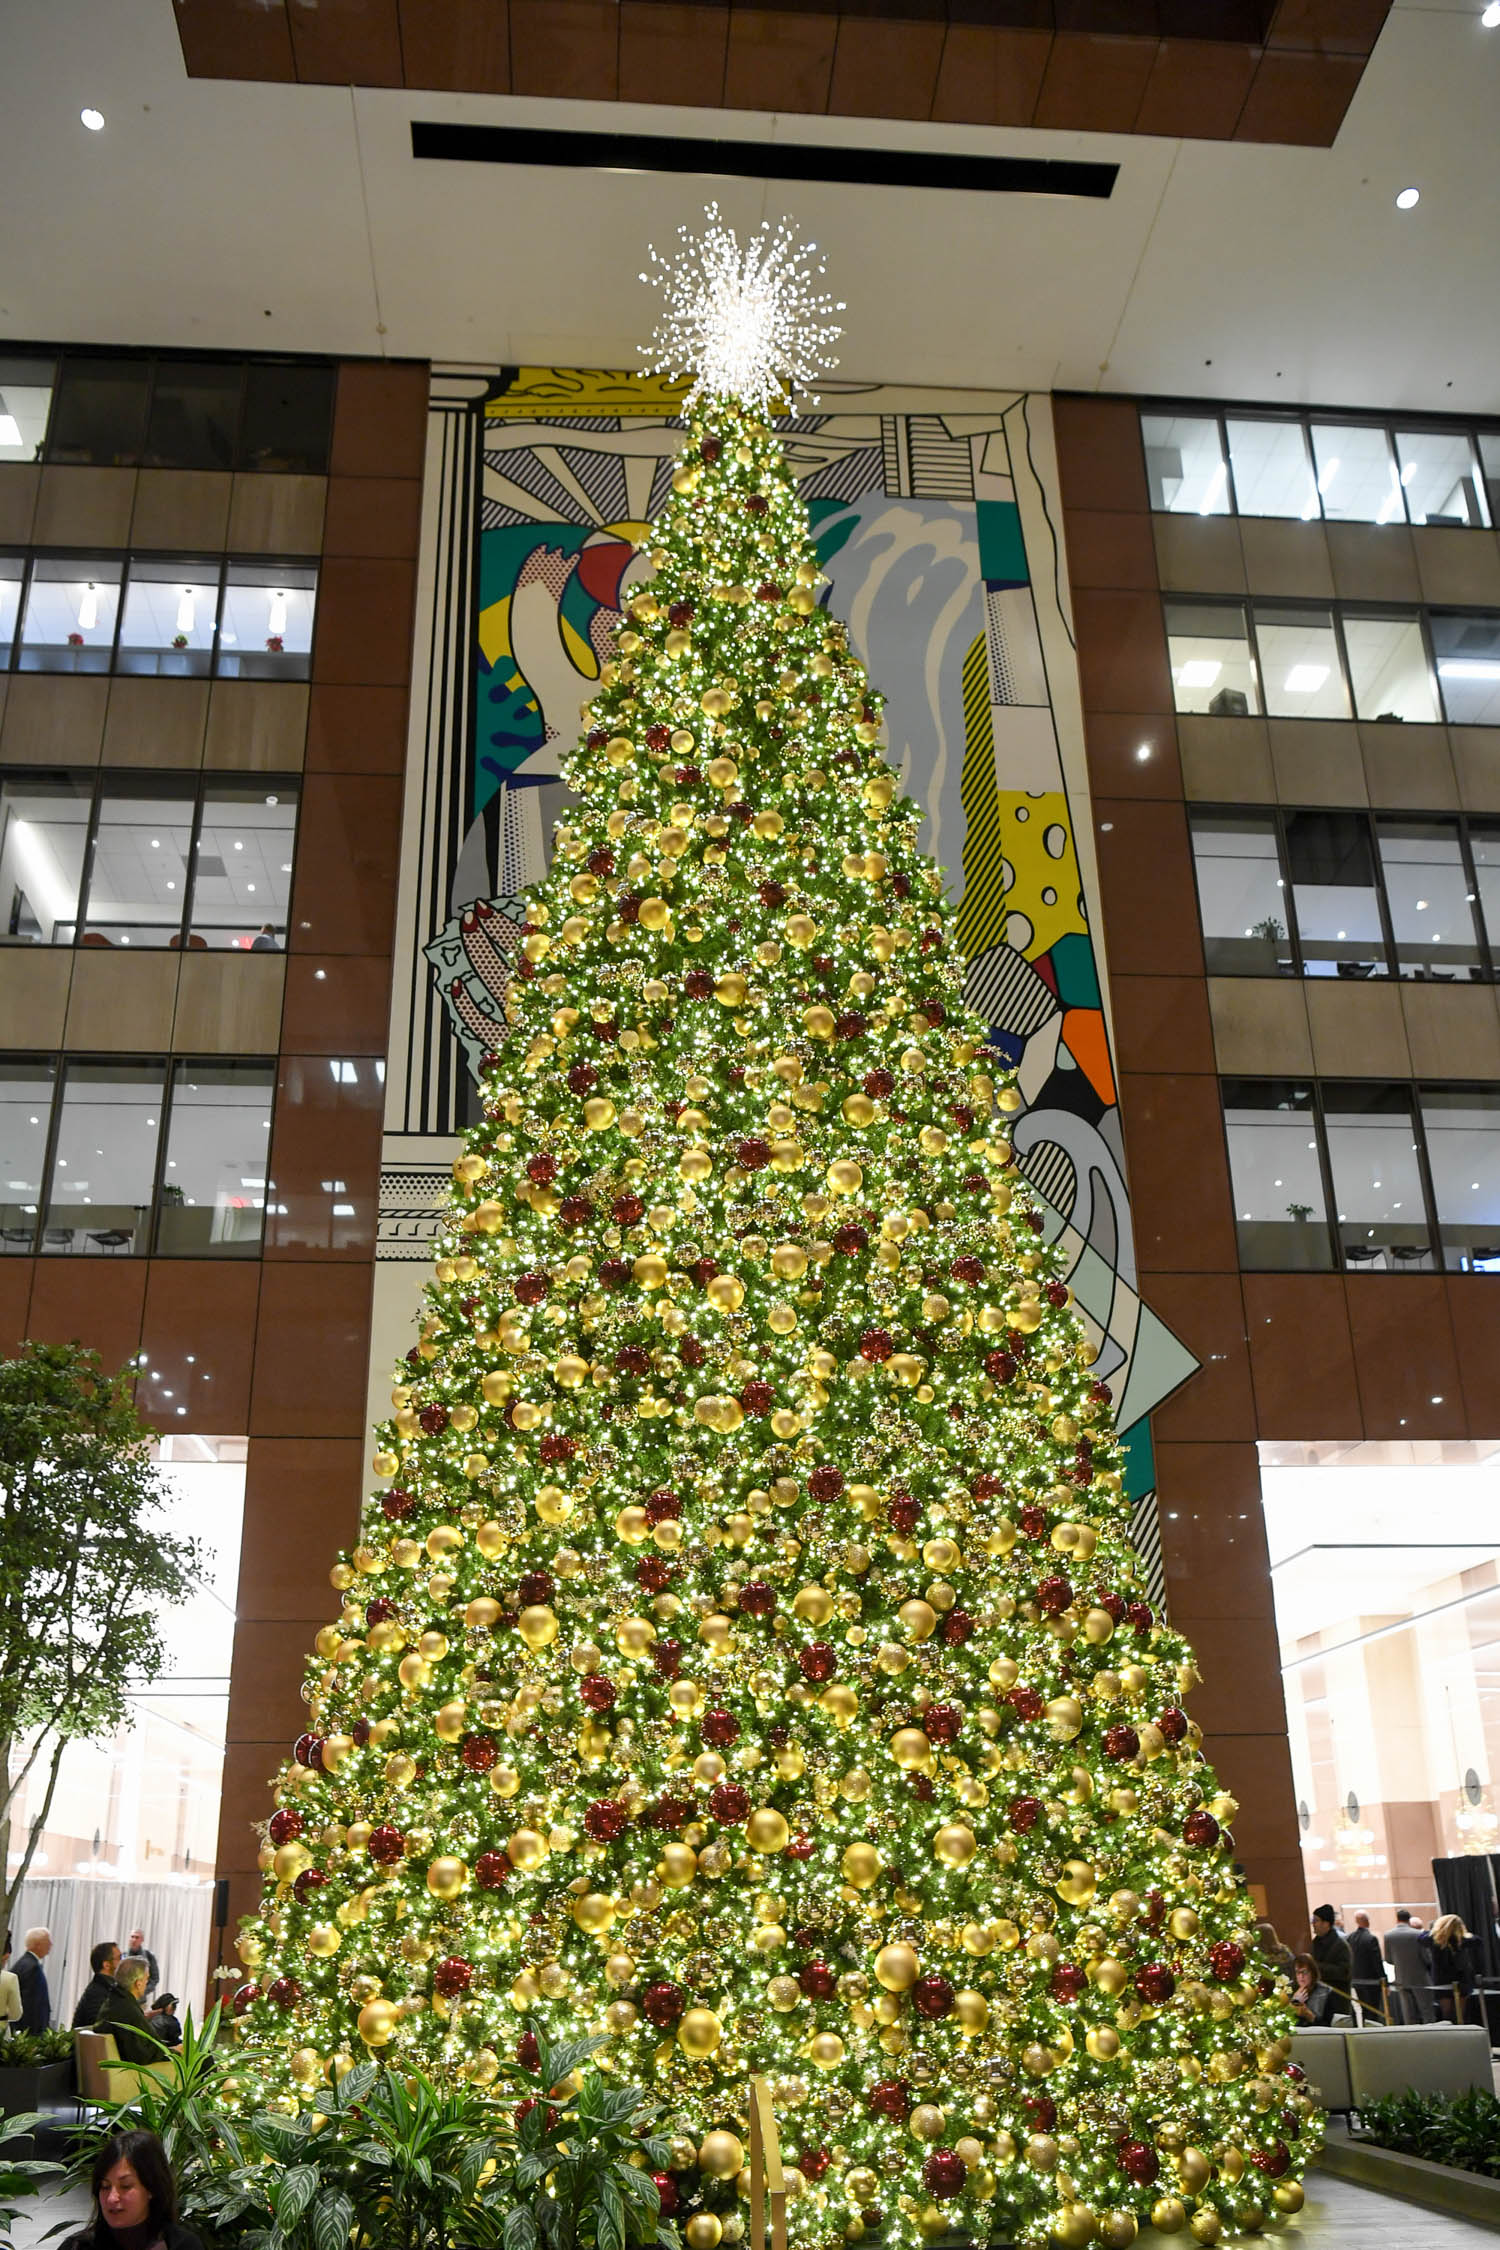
[653,2176,678,2218]
[737,1137,771,1171]
[514,1271,549,1306]
[1103,1724,1140,1763]
[367,1824,405,1865]
[232,1982,260,2017]
[889,1494,921,1534]
[1036,1574,1074,1616]
[1051,1963,1087,2003]
[833,1223,869,1255]
[808,1465,844,1502]
[1008,1795,1042,1833]
[868,2079,911,2122]
[475,1850,512,1889]
[460,1733,497,1773]
[950,1255,985,1286]
[580,1674,617,1712]
[293,1732,322,1768]
[526,1153,556,1184]
[652,1639,683,1678]
[859,1329,894,1362]
[267,1975,302,2010]
[798,1642,836,1683]
[433,1956,473,1997]
[1118,2142,1159,2188]
[1136,1962,1177,2004]
[739,1580,777,1618]
[642,1981,684,2028]
[797,2149,830,2183]
[584,1800,627,1843]
[941,1609,975,1645]
[912,1974,955,2020]
[786,1831,814,1861]
[645,1488,681,1524]
[381,1489,414,1521]
[709,1782,750,1825]
[1210,1940,1247,1982]
[922,2151,966,2201]
[1158,1706,1188,1744]
[1183,1809,1221,1849]
[516,2029,541,2070]
[518,1570,555,1607]
[1250,2143,1291,2179]
[799,1961,837,2001]
[701,1707,740,1747]
[612,1193,645,1228]
[268,1808,303,1845]
[925,1702,962,1743]
[740,1379,775,1417]
[292,1868,325,1902]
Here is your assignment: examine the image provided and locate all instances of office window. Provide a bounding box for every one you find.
[1395,430,1492,530]
[0,1058,56,1252]
[1165,600,1259,716]
[219,562,316,679]
[1253,604,1352,720]
[1323,1084,1431,1271]
[46,357,151,467]
[1310,423,1401,524]
[117,558,221,678]
[0,357,54,463]
[1222,1079,1331,1271]
[1284,810,1385,978]
[1470,824,1500,972]
[1141,413,1229,515]
[81,778,196,948]
[18,559,123,673]
[0,558,21,667]
[190,782,298,950]
[1419,1087,1500,1272]
[1189,812,1291,976]
[1375,819,1483,982]
[1343,612,1439,725]
[238,362,335,474]
[1226,418,1318,520]
[156,1059,274,1255]
[1431,611,1500,726]
[42,1059,165,1255]
[0,770,93,944]
[1480,435,1500,525]
[143,362,242,472]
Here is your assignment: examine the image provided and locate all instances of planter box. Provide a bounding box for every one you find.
[1321,2135,1500,2231]
[0,2059,72,2119]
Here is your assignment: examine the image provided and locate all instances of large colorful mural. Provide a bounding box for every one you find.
[381,368,1195,1604]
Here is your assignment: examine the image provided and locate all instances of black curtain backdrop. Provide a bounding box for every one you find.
[1432,1855,1500,1978]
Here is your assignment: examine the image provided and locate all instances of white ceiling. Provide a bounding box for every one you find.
[0,0,1497,414]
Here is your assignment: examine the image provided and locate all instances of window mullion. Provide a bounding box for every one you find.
[1310,1080,1343,1273]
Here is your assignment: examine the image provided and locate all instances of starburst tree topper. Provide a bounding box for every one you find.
[640,202,845,410]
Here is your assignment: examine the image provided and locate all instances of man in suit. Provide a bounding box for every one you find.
[1348,1912,1387,2022]
[12,1928,52,2033]
[1384,1908,1435,2022]
[72,1940,122,2028]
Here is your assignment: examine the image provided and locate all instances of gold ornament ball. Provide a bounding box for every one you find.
[573,1892,616,1934]
[1053,2209,1095,2250]
[272,1840,310,1882]
[1098,2218,1138,2249]
[746,1808,790,1854]
[685,2220,722,2250]
[1057,1859,1097,1907]
[426,1856,468,1899]
[842,1842,882,1890]
[953,1989,988,2033]
[236,1933,265,1968]
[1178,2150,1211,2195]
[604,2001,639,2035]
[661,1841,698,1887]
[890,1727,932,1771]
[1272,2185,1304,2216]
[875,1943,920,1992]
[847,2170,878,2206]
[1189,2217,1222,2245]
[1085,2026,1121,2062]
[305,1924,341,1959]
[934,1823,977,1868]
[909,2105,946,2144]
[357,1999,399,2048]
[517,1604,558,1651]
[677,2008,722,2059]
[669,2137,699,2172]
[605,1953,635,1989]
[1150,2201,1187,2235]
[508,1828,548,1871]
[699,2132,745,2179]
[810,2032,846,2070]
[767,1975,801,2012]
[1026,2136,1059,2173]
[289,2048,323,2087]
[898,1598,937,1643]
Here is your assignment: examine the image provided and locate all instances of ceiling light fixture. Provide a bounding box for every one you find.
[1483,4,1500,27]
[1176,659,1222,688]
[1285,664,1329,693]
[267,589,288,635]
[1395,186,1420,209]
[80,107,104,131]
[0,396,19,449]
[77,584,98,631]
[1439,659,1500,680]
[1316,456,1341,495]
[176,588,195,635]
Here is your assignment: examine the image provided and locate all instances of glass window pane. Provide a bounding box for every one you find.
[0,769,93,944]
[219,564,316,680]
[1343,612,1439,724]
[1479,434,1500,526]
[0,356,55,463]
[0,1057,56,1252]
[1226,418,1318,519]
[1431,611,1500,726]
[189,782,298,950]
[117,558,221,678]
[1190,813,1291,975]
[83,779,196,949]
[1309,423,1401,524]
[1284,810,1386,978]
[18,558,122,673]
[143,362,242,471]
[46,357,150,466]
[42,1059,164,1255]
[1323,1084,1431,1270]
[1141,413,1229,515]
[1253,604,1352,720]
[1395,429,1491,529]
[156,1060,274,1255]
[1376,819,1483,982]
[1418,1087,1500,1272]
[0,556,22,667]
[237,363,334,474]
[1470,822,1500,970]
[1221,1078,1331,1270]
[1165,600,1258,715]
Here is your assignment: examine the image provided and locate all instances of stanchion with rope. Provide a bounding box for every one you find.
[748,2074,787,2250]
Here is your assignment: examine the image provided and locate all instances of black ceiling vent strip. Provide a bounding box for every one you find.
[410,122,1116,201]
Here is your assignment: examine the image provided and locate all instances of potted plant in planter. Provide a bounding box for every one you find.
[0,2029,72,2123]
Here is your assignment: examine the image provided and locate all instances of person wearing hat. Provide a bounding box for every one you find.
[1310,1904,1353,2008]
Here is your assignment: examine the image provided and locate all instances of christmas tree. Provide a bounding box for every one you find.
[233,216,1318,2250]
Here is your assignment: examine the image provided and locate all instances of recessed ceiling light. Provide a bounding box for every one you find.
[1483,3,1500,27]
[80,107,105,131]
[1285,663,1329,693]
[1395,186,1420,210]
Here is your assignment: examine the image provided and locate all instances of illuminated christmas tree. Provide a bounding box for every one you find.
[233,214,1318,2250]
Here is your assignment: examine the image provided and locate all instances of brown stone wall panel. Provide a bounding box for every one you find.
[1152,511,1246,594]
[1242,1273,1362,1435]
[1091,800,1204,977]
[330,363,430,482]
[1401,983,1500,1082]
[217,1743,285,1897]
[101,679,209,770]
[280,953,396,1054]
[619,2,729,104]
[0,464,40,544]
[1267,717,1365,805]
[1178,715,1275,803]
[0,951,73,1051]
[1118,1072,1239,1271]
[1266,0,1395,55]
[312,558,418,687]
[225,1618,323,1747]
[1133,37,1258,136]
[171,953,286,1055]
[724,9,837,113]
[129,470,233,551]
[1359,723,1456,812]
[0,1261,35,1358]
[1305,979,1409,1079]
[237,1438,364,1617]
[137,1259,262,1431]
[306,683,410,774]
[1143,1272,1256,1441]
[264,1050,385,1260]
[1441,1278,1500,1437]
[1411,527,1500,610]
[508,0,620,98]
[287,774,405,955]
[1111,973,1216,1075]
[397,0,511,90]
[1203,1733,1300,1865]
[1238,516,1334,598]
[226,473,327,556]
[1206,977,1313,1078]
[1325,519,1420,604]
[250,1263,375,1436]
[0,675,108,767]
[1073,589,1173,714]
[1064,508,1159,591]
[1153,1439,1271,1618]
[828,18,945,118]
[174,0,296,80]
[203,681,309,773]
[25,1257,146,1369]
[1034,32,1159,129]
[322,476,424,560]
[287,0,402,83]
[1053,397,1149,517]
[1451,729,1500,816]
[1081,709,1182,799]
[931,26,1053,125]
[1344,1275,1463,1439]
[1174,1614,1288,1737]
[32,468,136,548]
[1251,1852,1316,1950]
[1234,47,1363,142]
[63,952,179,1053]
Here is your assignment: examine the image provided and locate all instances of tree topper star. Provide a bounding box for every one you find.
[640,204,845,412]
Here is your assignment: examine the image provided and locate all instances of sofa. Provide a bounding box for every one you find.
[1290,2022,1493,2115]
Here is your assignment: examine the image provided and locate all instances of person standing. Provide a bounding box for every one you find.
[122,1930,159,2003]
[12,1927,52,2032]
[1384,1908,1435,2023]
[1310,1904,1353,2006]
[74,1940,124,2029]
[1429,1915,1481,2024]
[1348,1912,1387,2022]
[0,1934,23,2031]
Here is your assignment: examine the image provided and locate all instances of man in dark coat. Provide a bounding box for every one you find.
[12,1928,52,2033]
[96,1957,158,2062]
[72,1940,122,2028]
[1348,1912,1387,2021]
[1310,1904,1353,2006]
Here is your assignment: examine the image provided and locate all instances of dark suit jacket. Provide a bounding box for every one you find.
[97,1986,157,2063]
[13,1950,50,2033]
[72,1973,115,2029]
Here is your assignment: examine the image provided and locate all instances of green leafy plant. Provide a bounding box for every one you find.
[505,2030,673,2250]
[0,2029,73,2067]
[0,2116,64,2250]
[1354,2086,1500,2179]
[65,2007,246,2226]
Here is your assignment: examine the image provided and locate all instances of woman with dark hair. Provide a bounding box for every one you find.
[1290,1952,1338,2027]
[59,2129,202,2250]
